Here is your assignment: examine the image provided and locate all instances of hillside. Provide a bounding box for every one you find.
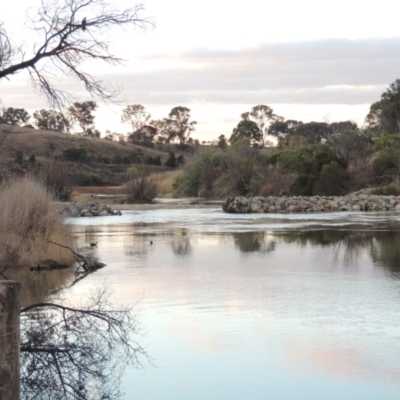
[0,124,175,185]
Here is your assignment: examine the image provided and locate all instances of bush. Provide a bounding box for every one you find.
[63,146,87,161]
[77,172,102,186]
[313,162,352,195]
[0,178,74,268]
[290,144,348,196]
[372,149,400,180]
[36,161,76,201]
[124,169,159,203]
[165,151,177,168]
[29,154,36,165]
[15,150,24,165]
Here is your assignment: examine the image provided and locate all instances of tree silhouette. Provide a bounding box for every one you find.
[0,0,153,108]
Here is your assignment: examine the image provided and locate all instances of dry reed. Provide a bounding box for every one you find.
[0,177,74,270]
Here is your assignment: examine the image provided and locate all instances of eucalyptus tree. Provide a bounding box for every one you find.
[33,109,67,132]
[366,79,400,135]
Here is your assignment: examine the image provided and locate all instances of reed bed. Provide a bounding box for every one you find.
[0,177,74,269]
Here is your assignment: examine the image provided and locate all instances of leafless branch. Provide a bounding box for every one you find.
[0,0,154,108]
[20,285,149,399]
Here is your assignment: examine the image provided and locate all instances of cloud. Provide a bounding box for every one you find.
[103,37,400,106]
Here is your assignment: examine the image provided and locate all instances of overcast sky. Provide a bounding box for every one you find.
[1,0,400,141]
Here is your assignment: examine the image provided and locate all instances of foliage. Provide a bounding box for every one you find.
[372,149,400,181]
[312,162,353,195]
[366,79,400,135]
[124,168,159,203]
[271,120,359,146]
[165,151,177,168]
[374,133,400,152]
[144,155,161,166]
[0,0,153,108]
[154,107,197,145]
[15,150,24,165]
[29,154,36,165]
[327,129,370,167]
[0,107,30,126]
[33,109,67,132]
[63,146,87,161]
[281,144,347,195]
[37,161,76,201]
[77,172,102,186]
[217,134,228,149]
[230,119,261,146]
[269,119,303,139]
[246,105,283,147]
[173,148,228,197]
[174,140,264,197]
[122,104,152,142]
[67,101,99,137]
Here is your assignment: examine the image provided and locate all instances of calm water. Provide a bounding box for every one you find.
[65,209,400,400]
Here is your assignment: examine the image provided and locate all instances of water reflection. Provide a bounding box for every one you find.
[4,266,74,307]
[171,228,192,256]
[65,212,400,399]
[232,232,276,253]
[20,286,146,400]
[277,230,400,276]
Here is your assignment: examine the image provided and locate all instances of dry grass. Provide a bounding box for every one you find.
[0,123,166,161]
[0,177,74,269]
[152,170,181,196]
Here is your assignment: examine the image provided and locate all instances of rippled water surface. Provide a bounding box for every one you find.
[66,209,400,399]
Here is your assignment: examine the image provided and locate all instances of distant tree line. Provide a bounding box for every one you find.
[0,102,199,146]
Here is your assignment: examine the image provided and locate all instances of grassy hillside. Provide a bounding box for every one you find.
[0,124,177,185]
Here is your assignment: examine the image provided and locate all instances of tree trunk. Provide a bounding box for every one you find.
[0,280,20,400]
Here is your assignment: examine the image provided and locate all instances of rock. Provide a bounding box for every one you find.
[222,195,400,214]
[59,202,120,218]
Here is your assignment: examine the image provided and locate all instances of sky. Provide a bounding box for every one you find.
[1,0,400,141]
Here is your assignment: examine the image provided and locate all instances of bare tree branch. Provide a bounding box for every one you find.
[20,285,149,399]
[0,0,154,108]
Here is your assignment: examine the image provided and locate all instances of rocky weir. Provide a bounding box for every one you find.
[223,194,400,213]
[59,202,122,217]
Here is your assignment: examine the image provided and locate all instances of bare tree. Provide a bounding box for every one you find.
[0,0,154,108]
[20,285,148,400]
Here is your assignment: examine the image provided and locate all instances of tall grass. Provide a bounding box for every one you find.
[0,178,74,269]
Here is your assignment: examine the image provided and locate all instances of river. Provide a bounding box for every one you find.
[64,208,400,400]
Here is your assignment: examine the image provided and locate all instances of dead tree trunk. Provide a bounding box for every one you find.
[0,280,21,400]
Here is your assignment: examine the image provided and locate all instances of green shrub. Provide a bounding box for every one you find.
[374,134,400,152]
[15,150,24,165]
[165,151,177,168]
[29,154,36,165]
[313,162,352,195]
[63,146,87,161]
[77,172,102,186]
[290,173,317,196]
[372,149,400,178]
